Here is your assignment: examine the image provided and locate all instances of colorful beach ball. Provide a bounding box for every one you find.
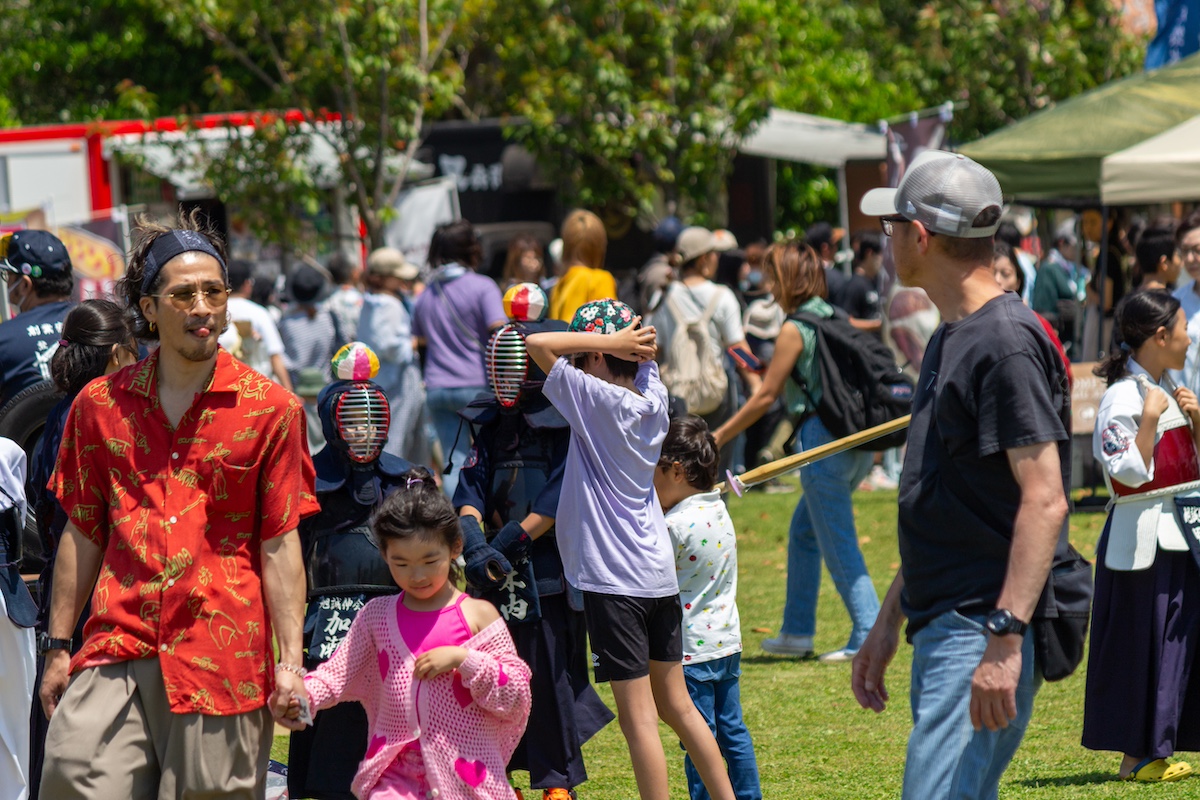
[503,282,548,322]
[331,342,380,381]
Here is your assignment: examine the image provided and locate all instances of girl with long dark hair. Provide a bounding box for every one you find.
[28,298,137,797]
[1084,290,1200,782]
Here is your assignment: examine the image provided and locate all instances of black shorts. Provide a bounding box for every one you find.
[582,592,683,682]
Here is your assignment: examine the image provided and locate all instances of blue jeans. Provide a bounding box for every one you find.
[903,610,1042,800]
[783,415,878,650]
[682,654,762,800]
[426,385,485,500]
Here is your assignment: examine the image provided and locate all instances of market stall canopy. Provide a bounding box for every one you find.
[738,108,886,168]
[104,122,432,200]
[1101,114,1200,205]
[958,52,1200,201]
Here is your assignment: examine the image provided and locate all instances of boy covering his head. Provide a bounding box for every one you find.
[526,300,737,800]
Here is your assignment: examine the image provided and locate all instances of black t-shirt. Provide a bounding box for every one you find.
[1089,244,1126,317]
[0,300,74,407]
[841,273,882,323]
[824,264,850,310]
[898,292,1070,638]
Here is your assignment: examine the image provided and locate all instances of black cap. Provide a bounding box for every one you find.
[1,230,72,279]
[289,265,328,304]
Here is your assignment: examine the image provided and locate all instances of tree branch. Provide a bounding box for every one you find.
[196,18,282,93]
[257,21,300,102]
[335,14,362,124]
[425,0,467,70]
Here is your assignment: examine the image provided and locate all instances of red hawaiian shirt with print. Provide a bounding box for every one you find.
[53,348,319,715]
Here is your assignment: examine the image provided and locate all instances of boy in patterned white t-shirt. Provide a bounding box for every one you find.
[655,416,761,800]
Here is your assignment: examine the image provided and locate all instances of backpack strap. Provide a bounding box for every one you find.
[699,290,722,325]
[787,310,823,411]
[664,284,689,325]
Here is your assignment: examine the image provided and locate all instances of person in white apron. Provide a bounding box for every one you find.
[1084,289,1200,782]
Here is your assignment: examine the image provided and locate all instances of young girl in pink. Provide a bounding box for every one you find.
[285,468,532,800]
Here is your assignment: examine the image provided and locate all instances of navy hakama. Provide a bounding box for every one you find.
[1082,517,1200,758]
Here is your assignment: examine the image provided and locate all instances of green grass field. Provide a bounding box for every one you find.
[276,482,1200,798]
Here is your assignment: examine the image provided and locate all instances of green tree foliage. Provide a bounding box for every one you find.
[771,0,924,125]
[0,0,1145,244]
[876,0,1143,143]
[153,0,481,248]
[767,0,1143,230]
[472,0,777,225]
[0,0,257,125]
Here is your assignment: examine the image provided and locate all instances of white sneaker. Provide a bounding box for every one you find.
[761,634,814,657]
[866,465,898,491]
[817,648,857,663]
[762,478,796,494]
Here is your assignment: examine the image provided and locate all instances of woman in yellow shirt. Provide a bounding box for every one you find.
[549,209,617,322]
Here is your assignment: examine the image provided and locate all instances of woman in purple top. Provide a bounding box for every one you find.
[411,220,507,499]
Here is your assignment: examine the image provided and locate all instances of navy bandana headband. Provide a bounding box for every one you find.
[141,230,228,294]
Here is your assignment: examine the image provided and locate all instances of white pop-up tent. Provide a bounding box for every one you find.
[739,108,887,167]
[739,108,887,242]
[1100,114,1200,205]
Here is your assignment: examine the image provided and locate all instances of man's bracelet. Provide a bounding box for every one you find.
[275,662,308,678]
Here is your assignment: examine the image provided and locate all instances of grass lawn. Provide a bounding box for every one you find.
[276,482,1200,798]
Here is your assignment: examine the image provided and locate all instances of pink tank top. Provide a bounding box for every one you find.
[395,591,472,655]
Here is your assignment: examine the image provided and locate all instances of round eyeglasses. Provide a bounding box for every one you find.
[154,286,231,311]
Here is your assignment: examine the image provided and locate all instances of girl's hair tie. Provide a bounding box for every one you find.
[1119,341,1132,353]
[407,477,424,489]
[58,338,70,347]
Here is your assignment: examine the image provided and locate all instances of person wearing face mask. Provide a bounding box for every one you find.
[0,230,76,408]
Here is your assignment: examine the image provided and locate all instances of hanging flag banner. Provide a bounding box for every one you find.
[1145,0,1200,70]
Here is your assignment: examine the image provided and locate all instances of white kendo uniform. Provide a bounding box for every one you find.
[1094,360,1200,571]
[0,437,33,800]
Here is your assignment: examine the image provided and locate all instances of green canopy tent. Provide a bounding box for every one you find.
[958,52,1200,202]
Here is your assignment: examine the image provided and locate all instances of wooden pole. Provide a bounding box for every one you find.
[719,415,911,496]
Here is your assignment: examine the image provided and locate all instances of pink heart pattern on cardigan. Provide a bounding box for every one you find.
[454,757,487,787]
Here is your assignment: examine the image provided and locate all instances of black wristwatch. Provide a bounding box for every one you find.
[38,633,72,654]
[985,609,1028,637]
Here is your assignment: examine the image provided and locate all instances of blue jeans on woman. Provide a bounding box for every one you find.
[782,415,878,651]
[426,385,485,500]
[682,653,761,800]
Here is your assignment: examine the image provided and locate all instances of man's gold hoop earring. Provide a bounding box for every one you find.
[149,322,156,333]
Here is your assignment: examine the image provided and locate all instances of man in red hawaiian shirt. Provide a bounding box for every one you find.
[38,214,319,799]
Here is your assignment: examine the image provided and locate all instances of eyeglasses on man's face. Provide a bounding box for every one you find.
[879,215,910,237]
[154,284,231,311]
[1180,245,1200,261]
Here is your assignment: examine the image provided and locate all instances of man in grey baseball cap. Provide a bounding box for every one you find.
[852,151,1071,799]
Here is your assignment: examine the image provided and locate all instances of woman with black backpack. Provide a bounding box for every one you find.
[713,241,879,663]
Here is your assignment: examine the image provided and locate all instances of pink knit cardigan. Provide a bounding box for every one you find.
[304,594,532,800]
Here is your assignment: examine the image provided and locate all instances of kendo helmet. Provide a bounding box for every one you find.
[487,283,564,407]
[318,342,391,463]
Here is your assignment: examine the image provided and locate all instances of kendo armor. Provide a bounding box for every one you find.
[457,284,579,622]
[304,344,411,619]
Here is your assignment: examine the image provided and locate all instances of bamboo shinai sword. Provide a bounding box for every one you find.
[719,415,912,497]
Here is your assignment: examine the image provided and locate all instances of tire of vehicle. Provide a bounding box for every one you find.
[0,380,65,576]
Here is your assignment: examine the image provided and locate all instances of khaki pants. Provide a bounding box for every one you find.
[40,659,272,800]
